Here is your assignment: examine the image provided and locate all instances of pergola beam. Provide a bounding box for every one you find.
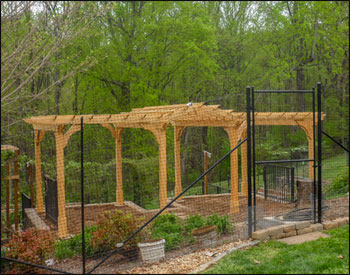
[24,103,326,238]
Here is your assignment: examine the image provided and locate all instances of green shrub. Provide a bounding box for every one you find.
[54,226,96,259]
[5,228,55,274]
[152,214,184,250]
[206,213,233,234]
[89,210,145,254]
[325,167,349,198]
[184,214,206,234]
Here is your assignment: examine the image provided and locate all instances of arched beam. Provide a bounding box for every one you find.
[143,123,169,209]
[101,123,124,205]
[297,121,314,179]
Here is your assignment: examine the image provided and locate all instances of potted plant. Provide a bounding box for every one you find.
[192,225,217,249]
[138,238,165,263]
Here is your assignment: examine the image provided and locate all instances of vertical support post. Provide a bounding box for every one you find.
[224,127,240,213]
[34,130,44,213]
[252,87,256,231]
[263,165,267,199]
[241,130,248,196]
[29,163,35,208]
[55,126,68,238]
[204,151,209,195]
[291,167,295,202]
[312,87,317,223]
[14,150,19,231]
[146,125,169,209]
[114,127,124,205]
[246,86,252,238]
[80,118,86,274]
[317,82,322,223]
[158,129,167,209]
[174,126,184,197]
[6,163,10,237]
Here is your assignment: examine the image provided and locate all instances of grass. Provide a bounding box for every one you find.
[322,153,348,181]
[203,225,349,274]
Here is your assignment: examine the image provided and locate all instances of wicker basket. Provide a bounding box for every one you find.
[138,239,165,263]
[192,225,218,249]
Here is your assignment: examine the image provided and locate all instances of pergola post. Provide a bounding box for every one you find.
[34,130,45,213]
[114,127,124,205]
[240,130,248,196]
[224,127,240,214]
[54,126,68,238]
[174,126,184,197]
[146,124,168,209]
[297,121,314,179]
[101,124,124,205]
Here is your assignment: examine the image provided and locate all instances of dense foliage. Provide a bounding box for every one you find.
[4,228,55,274]
[1,1,348,204]
[152,213,233,250]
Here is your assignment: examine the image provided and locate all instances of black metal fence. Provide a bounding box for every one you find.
[44,175,58,226]
[21,193,32,230]
[261,164,295,203]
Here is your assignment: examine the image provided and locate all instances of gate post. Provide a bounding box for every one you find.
[317,82,322,223]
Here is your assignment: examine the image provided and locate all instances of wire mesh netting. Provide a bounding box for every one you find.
[1,88,348,274]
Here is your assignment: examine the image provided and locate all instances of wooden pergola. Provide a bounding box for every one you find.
[24,103,325,237]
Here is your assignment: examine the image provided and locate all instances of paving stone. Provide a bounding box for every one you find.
[268,225,284,236]
[284,230,297,237]
[297,227,313,235]
[334,217,349,227]
[252,229,269,240]
[309,223,323,232]
[322,221,338,230]
[283,224,296,233]
[295,221,311,230]
[270,233,286,240]
[278,231,330,245]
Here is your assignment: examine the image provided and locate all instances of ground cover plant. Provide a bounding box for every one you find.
[152,213,234,250]
[3,228,55,274]
[54,226,97,259]
[203,225,349,274]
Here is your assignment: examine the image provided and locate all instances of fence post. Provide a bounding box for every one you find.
[263,165,267,199]
[14,150,19,231]
[291,167,295,202]
[29,163,35,207]
[317,82,322,223]
[246,86,252,238]
[80,117,86,274]
[6,163,10,238]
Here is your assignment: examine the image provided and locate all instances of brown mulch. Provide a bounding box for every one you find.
[48,195,349,274]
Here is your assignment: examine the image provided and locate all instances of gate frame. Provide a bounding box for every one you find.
[247,83,323,235]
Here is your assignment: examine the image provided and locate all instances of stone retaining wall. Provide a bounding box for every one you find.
[252,217,349,240]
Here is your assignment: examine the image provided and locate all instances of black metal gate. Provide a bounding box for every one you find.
[21,193,32,229]
[261,164,294,203]
[44,175,58,225]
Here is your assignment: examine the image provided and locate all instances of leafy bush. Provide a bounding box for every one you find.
[325,167,349,198]
[184,214,206,233]
[55,226,96,259]
[5,228,55,274]
[152,214,184,250]
[206,213,233,234]
[89,210,145,254]
[152,213,234,250]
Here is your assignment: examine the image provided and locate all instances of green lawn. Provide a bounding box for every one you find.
[322,153,348,181]
[203,225,349,274]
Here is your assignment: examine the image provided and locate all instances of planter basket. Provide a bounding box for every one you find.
[192,225,218,249]
[138,239,165,263]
